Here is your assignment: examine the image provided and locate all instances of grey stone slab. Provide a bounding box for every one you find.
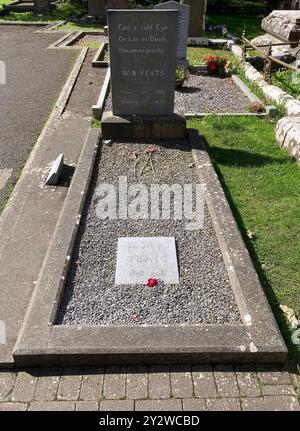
[34,368,61,401]
[100,400,134,411]
[11,370,39,402]
[206,398,242,411]
[214,364,240,398]
[75,401,99,411]
[57,368,82,401]
[80,368,104,400]
[182,399,206,411]
[107,0,128,8]
[103,366,126,400]
[101,111,186,140]
[148,365,171,400]
[45,153,64,186]
[236,366,261,398]
[0,402,28,411]
[135,399,182,411]
[0,371,17,401]
[242,397,266,411]
[182,0,206,37]
[115,237,179,285]
[262,384,295,396]
[126,366,148,400]
[28,401,75,411]
[262,10,300,43]
[154,1,189,63]
[170,365,193,399]
[88,0,106,18]
[192,365,217,398]
[108,10,178,116]
[264,395,300,411]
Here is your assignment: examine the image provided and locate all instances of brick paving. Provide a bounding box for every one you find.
[0,363,298,411]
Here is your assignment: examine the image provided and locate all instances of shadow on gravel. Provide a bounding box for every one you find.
[176,86,202,94]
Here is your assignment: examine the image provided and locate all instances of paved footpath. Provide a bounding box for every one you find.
[0,363,299,411]
[0,25,78,199]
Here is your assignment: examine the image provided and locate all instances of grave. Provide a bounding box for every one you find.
[154,1,190,66]
[88,0,106,19]
[182,0,207,37]
[88,0,129,20]
[115,237,180,285]
[101,9,186,139]
[11,9,287,366]
[252,10,300,63]
[106,0,129,9]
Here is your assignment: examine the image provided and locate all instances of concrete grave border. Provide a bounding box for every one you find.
[92,42,109,67]
[13,130,287,366]
[92,70,266,120]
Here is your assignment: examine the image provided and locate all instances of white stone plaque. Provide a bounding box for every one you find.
[115,237,179,285]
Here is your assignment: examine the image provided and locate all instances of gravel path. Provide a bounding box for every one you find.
[103,74,250,114]
[57,141,240,326]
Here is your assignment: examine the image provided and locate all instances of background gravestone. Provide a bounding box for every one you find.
[182,0,207,37]
[88,0,106,18]
[154,1,190,65]
[108,9,178,116]
[106,0,129,8]
[33,0,50,14]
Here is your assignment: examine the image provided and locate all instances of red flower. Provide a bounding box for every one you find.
[209,62,217,70]
[144,146,158,155]
[147,278,158,287]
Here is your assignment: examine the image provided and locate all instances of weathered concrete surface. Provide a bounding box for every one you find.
[101,112,187,140]
[0,47,107,366]
[262,10,300,43]
[0,25,78,200]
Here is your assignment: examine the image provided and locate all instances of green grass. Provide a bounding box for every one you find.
[272,69,300,101]
[236,68,286,118]
[187,47,235,66]
[0,0,13,6]
[188,115,300,361]
[207,14,265,40]
[58,22,103,32]
[91,117,101,128]
[79,42,101,48]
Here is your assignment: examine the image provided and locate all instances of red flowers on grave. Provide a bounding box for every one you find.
[129,148,140,177]
[204,54,232,77]
[147,278,158,287]
[141,145,159,175]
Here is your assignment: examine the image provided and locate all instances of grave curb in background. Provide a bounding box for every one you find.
[92,41,109,67]
[13,130,287,367]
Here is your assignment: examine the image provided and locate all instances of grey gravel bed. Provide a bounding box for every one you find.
[103,74,250,114]
[57,140,241,326]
